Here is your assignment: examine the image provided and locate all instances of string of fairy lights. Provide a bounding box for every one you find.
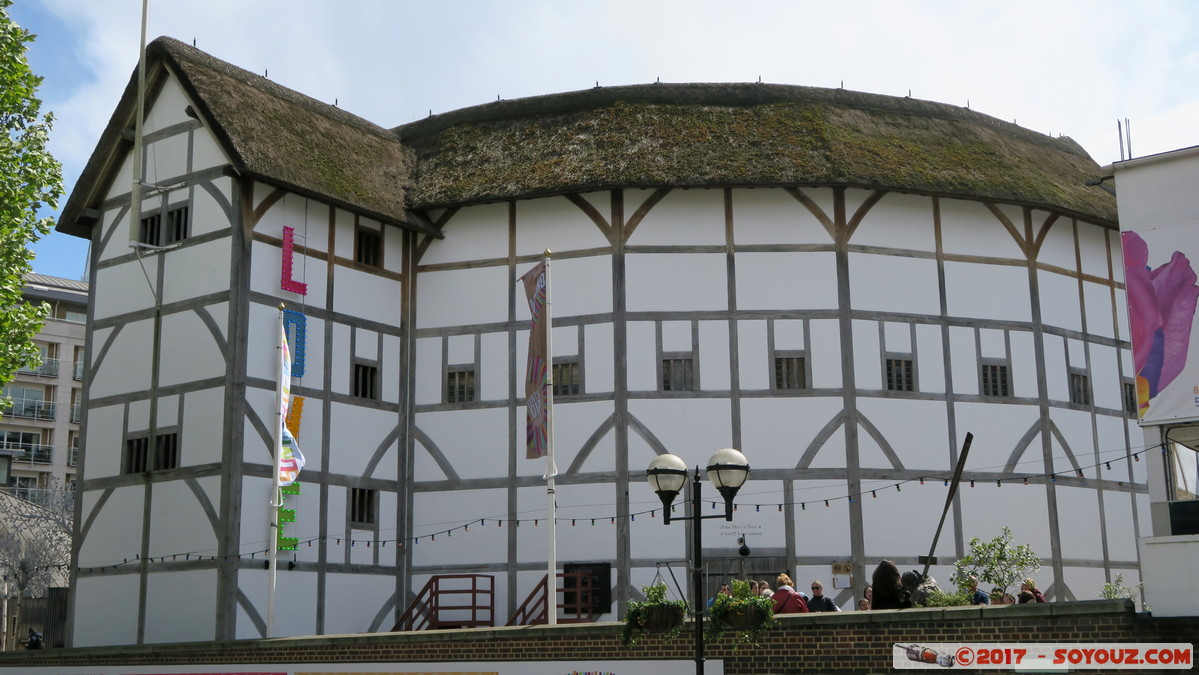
[66,440,1162,575]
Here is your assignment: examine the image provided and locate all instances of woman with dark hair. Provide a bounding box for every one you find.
[870,560,907,610]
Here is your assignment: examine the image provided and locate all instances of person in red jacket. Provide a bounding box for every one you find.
[772,573,809,614]
[1021,578,1046,603]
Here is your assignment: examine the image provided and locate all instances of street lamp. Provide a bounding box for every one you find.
[647,448,749,675]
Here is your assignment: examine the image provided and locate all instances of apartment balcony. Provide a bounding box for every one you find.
[68,445,79,467]
[5,486,55,507]
[73,360,85,380]
[70,403,81,424]
[16,358,59,378]
[5,398,56,421]
[2,440,53,464]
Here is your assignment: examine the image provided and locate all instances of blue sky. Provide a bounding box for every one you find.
[12,0,1199,281]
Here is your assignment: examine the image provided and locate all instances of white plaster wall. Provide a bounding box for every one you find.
[416,408,510,480]
[1042,334,1068,402]
[789,478,853,557]
[914,324,946,393]
[698,320,730,390]
[735,252,837,311]
[1103,490,1141,560]
[335,265,402,327]
[952,402,1043,473]
[739,398,846,467]
[626,399,732,469]
[327,402,400,479]
[144,570,218,643]
[1089,343,1123,411]
[628,189,726,246]
[944,261,1031,323]
[857,398,947,467]
[850,253,941,316]
[480,332,509,402]
[547,400,616,471]
[191,122,227,172]
[180,388,227,467]
[1038,270,1083,332]
[77,486,145,571]
[144,132,189,183]
[331,208,356,261]
[850,192,937,252]
[250,238,329,310]
[411,488,507,565]
[71,574,140,646]
[1036,215,1079,271]
[322,573,401,635]
[585,323,615,394]
[626,253,728,312]
[946,326,978,397]
[1055,485,1106,561]
[191,178,234,237]
[82,404,124,478]
[1078,222,1113,279]
[939,199,1025,259]
[330,323,352,396]
[861,478,958,560]
[92,257,160,319]
[416,266,509,329]
[254,191,332,257]
[413,337,441,406]
[729,188,831,245]
[518,193,614,256]
[736,320,769,390]
[1083,281,1118,339]
[88,319,154,398]
[157,308,228,388]
[532,255,613,319]
[625,321,657,391]
[808,320,843,388]
[424,202,509,265]
[852,319,882,390]
[382,333,402,402]
[1010,331,1038,398]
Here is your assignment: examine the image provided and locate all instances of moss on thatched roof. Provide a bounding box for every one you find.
[59,37,428,237]
[397,83,1116,224]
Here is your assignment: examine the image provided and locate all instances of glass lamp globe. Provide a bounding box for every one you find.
[647,453,688,495]
[706,448,749,489]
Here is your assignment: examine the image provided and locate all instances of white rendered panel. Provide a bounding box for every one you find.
[191,123,227,172]
[584,323,614,394]
[103,151,135,201]
[740,397,846,468]
[480,331,509,402]
[866,254,942,314]
[411,489,506,565]
[179,388,226,468]
[241,387,278,468]
[540,401,615,473]
[625,399,732,469]
[808,319,842,389]
[915,324,945,393]
[144,571,218,643]
[737,320,768,391]
[790,479,851,556]
[417,408,509,480]
[944,261,1031,323]
[78,486,145,571]
[144,75,191,132]
[857,398,948,469]
[253,191,331,258]
[862,476,956,560]
[332,208,355,262]
[158,309,227,388]
[626,253,728,312]
[335,265,401,328]
[735,252,837,310]
[1038,270,1082,332]
[979,328,1005,358]
[71,575,140,646]
[1103,489,1140,561]
[414,337,442,406]
[661,320,690,352]
[1055,485,1105,561]
[83,404,124,478]
[88,318,154,398]
[1042,333,1067,402]
[852,319,882,390]
[883,322,911,352]
[331,322,351,396]
[95,207,129,264]
[144,131,188,183]
[249,239,328,309]
[1083,280,1117,339]
[775,320,805,350]
[423,202,509,265]
[161,240,233,305]
[355,328,379,361]
[1078,222,1113,279]
[1090,343,1123,411]
[939,198,1025,259]
[1113,286,1129,342]
[729,187,831,245]
[93,258,160,318]
[850,192,936,252]
[417,266,509,329]
[516,193,613,256]
[327,402,399,479]
[383,333,402,402]
[627,189,726,246]
[447,333,474,364]
[1035,213,1078,271]
[541,255,613,318]
[626,321,657,391]
[699,320,730,390]
[191,179,234,238]
[1011,331,1039,398]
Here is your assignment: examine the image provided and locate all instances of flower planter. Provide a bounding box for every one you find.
[721,604,767,631]
[641,605,685,632]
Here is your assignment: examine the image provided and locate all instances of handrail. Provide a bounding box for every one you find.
[506,571,596,626]
[392,574,494,632]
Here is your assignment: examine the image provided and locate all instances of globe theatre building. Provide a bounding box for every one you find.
[57,37,1144,645]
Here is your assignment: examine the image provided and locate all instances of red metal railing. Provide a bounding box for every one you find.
[506,571,596,626]
[392,574,494,632]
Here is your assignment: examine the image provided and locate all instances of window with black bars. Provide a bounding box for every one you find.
[1069,371,1091,405]
[446,367,476,403]
[552,359,581,397]
[356,228,382,267]
[1123,381,1137,416]
[154,432,180,471]
[981,363,1011,397]
[124,437,148,474]
[353,362,379,400]
[773,355,806,390]
[350,488,376,528]
[662,356,695,392]
[138,213,162,247]
[885,357,914,392]
[165,206,189,244]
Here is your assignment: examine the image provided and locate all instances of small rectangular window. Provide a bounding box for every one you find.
[981,363,1011,397]
[355,228,382,268]
[153,432,179,471]
[353,362,379,400]
[446,367,476,403]
[662,356,695,392]
[1069,371,1091,405]
[124,437,149,474]
[1123,381,1137,416]
[139,213,162,246]
[350,488,376,528]
[164,206,190,244]
[886,357,914,392]
[774,355,807,390]
[552,359,581,397]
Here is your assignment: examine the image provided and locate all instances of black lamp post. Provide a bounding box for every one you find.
[647,448,750,675]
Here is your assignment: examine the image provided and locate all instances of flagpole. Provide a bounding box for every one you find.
[543,250,557,626]
[267,304,286,637]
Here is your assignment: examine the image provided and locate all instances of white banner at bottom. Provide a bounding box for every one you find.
[893,643,1193,670]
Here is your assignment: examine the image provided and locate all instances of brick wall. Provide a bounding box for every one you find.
[0,600,1193,674]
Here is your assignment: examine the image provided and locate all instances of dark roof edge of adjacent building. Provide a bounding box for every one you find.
[23,272,89,303]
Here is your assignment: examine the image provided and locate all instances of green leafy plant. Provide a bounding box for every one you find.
[951,526,1040,597]
[705,578,776,647]
[1101,573,1145,610]
[621,583,687,646]
[918,587,972,607]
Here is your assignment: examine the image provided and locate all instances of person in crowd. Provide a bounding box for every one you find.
[1017,590,1036,604]
[707,581,731,608]
[22,628,43,650]
[857,598,871,611]
[969,576,990,605]
[864,585,872,605]
[748,580,760,595]
[1020,577,1046,603]
[772,573,809,614]
[870,560,906,609]
[994,591,1016,605]
[807,580,840,611]
[758,579,774,598]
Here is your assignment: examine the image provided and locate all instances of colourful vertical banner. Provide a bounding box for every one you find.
[278,319,304,485]
[522,261,548,459]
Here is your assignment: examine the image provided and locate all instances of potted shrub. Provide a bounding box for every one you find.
[705,578,775,646]
[621,583,687,646]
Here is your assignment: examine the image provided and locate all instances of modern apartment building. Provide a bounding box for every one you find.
[1,273,88,501]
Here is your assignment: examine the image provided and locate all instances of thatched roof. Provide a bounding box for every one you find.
[397,83,1116,225]
[58,37,431,238]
